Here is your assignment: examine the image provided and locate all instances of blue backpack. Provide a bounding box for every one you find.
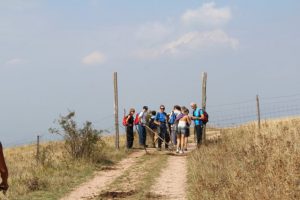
[168,112,176,125]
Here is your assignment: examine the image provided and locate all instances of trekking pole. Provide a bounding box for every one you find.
[166,125,175,150]
[145,125,172,151]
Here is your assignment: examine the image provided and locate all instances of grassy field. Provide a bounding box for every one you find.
[1,135,129,200]
[188,118,300,200]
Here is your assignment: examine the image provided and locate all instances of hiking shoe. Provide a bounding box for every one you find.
[184,148,187,151]
[176,148,180,153]
[179,150,184,154]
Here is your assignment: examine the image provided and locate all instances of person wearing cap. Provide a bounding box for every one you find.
[155,105,169,150]
[138,106,148,148]
[190,102,204,147]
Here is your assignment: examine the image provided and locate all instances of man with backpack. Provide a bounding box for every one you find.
[155,105,169,150]
[190,102,205,147]
[137,106,148,148]
[169,105,181,146]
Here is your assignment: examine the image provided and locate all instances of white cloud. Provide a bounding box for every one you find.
[5,58,25,65]
[181,2,231,27]
[136,30,239,59]
[82,51,106,65]
[136,22,171,42]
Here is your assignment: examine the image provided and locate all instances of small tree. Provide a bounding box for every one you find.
[49,112,103,159]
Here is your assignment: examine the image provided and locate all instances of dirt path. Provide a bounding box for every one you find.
[60,150,145,200]
[149,143,196,200]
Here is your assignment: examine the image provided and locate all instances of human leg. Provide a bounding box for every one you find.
[138,124,143,146]
[126,127,134,149]
[176,132,181,153]
[160,124,168,149]
[195,125,203,147]
[184,127,190,150]
[171,126,177,145]
[142,126,147,146]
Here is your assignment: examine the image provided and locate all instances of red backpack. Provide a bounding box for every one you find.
[134,113,140,125]
[201,110,209,124]
[122,116,128,126]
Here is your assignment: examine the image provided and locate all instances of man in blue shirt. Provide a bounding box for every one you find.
[190,102,204,147]
[155,105,169,150]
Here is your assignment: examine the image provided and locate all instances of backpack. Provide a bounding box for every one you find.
[149,117,157,129]
[201,109,209,125]
[122,116,128,126]
[134,113,140,125]
[168,112,176,125]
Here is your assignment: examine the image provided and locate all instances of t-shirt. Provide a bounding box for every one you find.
[127,115,134,126]
[193,108,204,126]
[155,112,167,123]
[138,111,148,125]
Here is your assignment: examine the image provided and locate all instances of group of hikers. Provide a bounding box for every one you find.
[123,102,207,154]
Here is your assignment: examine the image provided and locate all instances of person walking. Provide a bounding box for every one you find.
[155,105,168,150]
[0,142,8,193]
[190,102,204,147]
[125,108,135,149]
[138,106,148,148]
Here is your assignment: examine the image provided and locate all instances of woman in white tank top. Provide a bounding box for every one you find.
[176,108,191,154]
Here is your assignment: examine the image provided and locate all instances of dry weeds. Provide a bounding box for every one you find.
[188,118,300,200]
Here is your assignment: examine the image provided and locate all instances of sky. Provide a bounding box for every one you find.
[1,0,300,146]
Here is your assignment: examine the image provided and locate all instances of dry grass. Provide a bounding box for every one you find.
[188,118,300,200]
[1,135,129,200]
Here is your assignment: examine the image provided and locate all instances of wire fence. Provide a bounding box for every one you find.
[208,93,300,128]
[5,93,300,147]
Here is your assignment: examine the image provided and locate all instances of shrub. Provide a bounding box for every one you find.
[49,111,104,160]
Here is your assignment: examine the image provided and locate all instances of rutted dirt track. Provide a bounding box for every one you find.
[149,143,196,200]
[61,151,145,200]
[61,142,199,200]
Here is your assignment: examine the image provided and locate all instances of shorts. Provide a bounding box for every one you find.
[177,126,186,136]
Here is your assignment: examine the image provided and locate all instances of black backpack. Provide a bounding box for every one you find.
[149,118,157,129]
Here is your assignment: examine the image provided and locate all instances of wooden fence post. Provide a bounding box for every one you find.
[36,135,40,164]
[256,95,261,129]
[202,72,207,142]
[113,72,120,149]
